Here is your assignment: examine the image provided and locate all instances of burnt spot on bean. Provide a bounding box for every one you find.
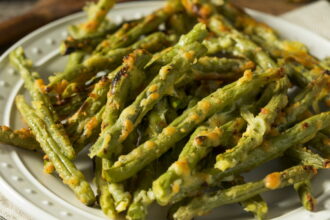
[45,86,52,93]
[324,160,330,169]
[195,136,207,145]
[63,46,76,55]
[302,165,317,174]
[302,122,309,129]
[111,66,129,89]
[306,194,315,211]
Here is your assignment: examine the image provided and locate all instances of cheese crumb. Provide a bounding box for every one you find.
[171,179,182,194]
[149,93,159,100]
[148,85,158,93]
[190,113,200,122]
[163,126,176,136]
[145,141,156,150]
[172,159,190,176]
[264,172,281,189]
[198,100,211,114]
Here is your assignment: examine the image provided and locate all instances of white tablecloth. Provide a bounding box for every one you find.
[0,0,329,219]
[281,0,330,41]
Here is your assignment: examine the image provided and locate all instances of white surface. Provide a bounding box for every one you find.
[282,0,330,41]
[0,1,330,220]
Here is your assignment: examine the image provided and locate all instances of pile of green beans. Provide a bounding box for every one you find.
[1,0,330,219]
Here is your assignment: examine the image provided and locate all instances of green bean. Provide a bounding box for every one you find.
[62,19,119,54]
[100,49,153,213]
[281,75,328,131]
[308,132,330,158]
[158,111,330,204]
[152,79,281,205]
[102,49,152,128]
[95,158,119,219]
[89,23,208,159]
[145,22,209,74]
[225,176,268,220]
[208,14,277,69]
[53,92,87,118]
[98,51,157,207]
[96,2,177,53]
[320,57,330,71]
[220,2,319,69]
[127,106,185,220]
[91,43,207,159]
[205,112,330,183]
[287,146,325,211]
[166,12,196,35]
[66,76,111,138]
[240,195,268,220]
[73,106,105,153]
[43,155,55,174]
[173,165,317,220]
[145,98,171,138]
[63,52,85,72]
[69,0,115,38]
[16,96,95,205]
[67,49,151,142]
[192,56,255,81]
[152,74,287,206]
[153,115,245,206]
[126,99,179,218]
[108,182,131,212]
[0,126,39,151]
[181,0,217,19]
[48,32,170,96]
[294,181,316,212]
[286,146,330,169]
[105,68,281,183]
[10,47,75,159]
[60,0,116,54]
[202,35,236,55]
[215,85,288,171]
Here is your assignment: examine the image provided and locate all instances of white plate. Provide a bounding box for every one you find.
[0,1,330,220]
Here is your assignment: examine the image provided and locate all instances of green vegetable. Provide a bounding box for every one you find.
[105,68,281,183]
[192,56,255,81]
[16,96,95,205]
[89,23,208,159]
[279,75,328,131]
[294,181,316,212]
[208,14,277,69]
[95,158,119,219]
[102,49,152,128]
[308,132,330,158]
[158,111,330,204]
[126,99,183,220]
[0,126,39,151]
[69,0,115,38]
[220,2,319,69]
[96,2,178,53]
[215,83,288,171]
[286,146,330,169]
[153,115,246,205]
[225,176,268,220]
[53,92,87,118]
[10,47,75,159]
[173,165,317,220]
[48,32,170,96]
[66,49,151,144]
